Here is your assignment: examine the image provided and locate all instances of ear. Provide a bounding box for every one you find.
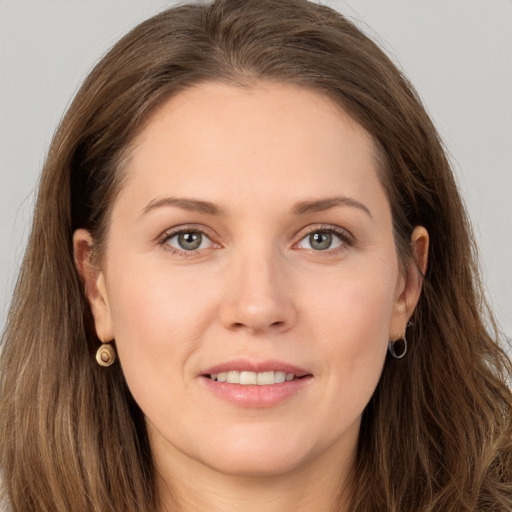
[73,229,114,341]
[389,226,429,338]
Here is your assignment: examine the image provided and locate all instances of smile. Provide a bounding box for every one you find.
[209,371,297,385]
[200,360,312,407]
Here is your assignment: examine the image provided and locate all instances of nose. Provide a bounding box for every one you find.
[219,250,297,335]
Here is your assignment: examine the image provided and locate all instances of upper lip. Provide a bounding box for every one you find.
[200,359,311,378]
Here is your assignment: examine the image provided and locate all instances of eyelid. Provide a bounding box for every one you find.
[293,224,354,249]
[157,224,221,255]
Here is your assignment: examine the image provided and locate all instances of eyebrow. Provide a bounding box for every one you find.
[141,195,372,219]
[292,196,373,219]
[142,197,224,217]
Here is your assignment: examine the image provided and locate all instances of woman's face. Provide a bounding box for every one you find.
[78,82,423,479]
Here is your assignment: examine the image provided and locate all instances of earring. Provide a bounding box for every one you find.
[388,322,411,359]
[96,338,117,367]
[388,335,407,359]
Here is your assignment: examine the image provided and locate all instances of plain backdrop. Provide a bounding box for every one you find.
[1,1,511,341]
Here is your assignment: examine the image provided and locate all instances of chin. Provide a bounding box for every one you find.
[205,449,308,478]
[194,427,320,477]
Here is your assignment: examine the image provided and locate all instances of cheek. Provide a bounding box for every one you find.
[104,263,220,427]
[305,259,397,391]
[108,256,217,333]
[104,259,222,386]
[306,258,397,341]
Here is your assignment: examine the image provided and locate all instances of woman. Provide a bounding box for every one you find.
[1,0,511,510]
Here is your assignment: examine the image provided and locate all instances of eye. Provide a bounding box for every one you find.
[164,230,213,252]
[296,228,350,251]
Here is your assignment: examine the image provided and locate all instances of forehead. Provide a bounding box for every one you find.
[136,81,374,152]
[117,81,387,219]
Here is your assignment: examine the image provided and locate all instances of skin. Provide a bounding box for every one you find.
[74,82,428,512]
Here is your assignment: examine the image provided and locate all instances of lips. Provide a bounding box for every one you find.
[199,359,313,407]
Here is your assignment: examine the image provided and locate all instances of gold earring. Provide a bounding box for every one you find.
[96,338,117,367]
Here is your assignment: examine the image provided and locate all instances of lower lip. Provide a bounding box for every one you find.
[199,376,313,408]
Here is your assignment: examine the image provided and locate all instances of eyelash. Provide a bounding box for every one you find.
[157,224,354,257]
[158,225,219,257]
[296,225,354,253]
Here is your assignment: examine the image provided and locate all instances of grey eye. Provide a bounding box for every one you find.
[309,232,333,250]
[297,230,344,251]
[166,231,212,251]
[177,232,202,250]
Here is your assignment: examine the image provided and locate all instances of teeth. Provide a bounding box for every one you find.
[240,371,257,385]
[209,371,297,385]
[257,371,274,385]
[275,371,286,383]
[227,371,239,384]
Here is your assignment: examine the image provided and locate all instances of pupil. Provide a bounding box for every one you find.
[178,232,202,250]
[310,232,332,250]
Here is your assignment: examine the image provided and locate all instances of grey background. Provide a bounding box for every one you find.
[1,1,511,339]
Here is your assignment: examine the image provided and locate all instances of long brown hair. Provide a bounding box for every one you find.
[1,1,511,510]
